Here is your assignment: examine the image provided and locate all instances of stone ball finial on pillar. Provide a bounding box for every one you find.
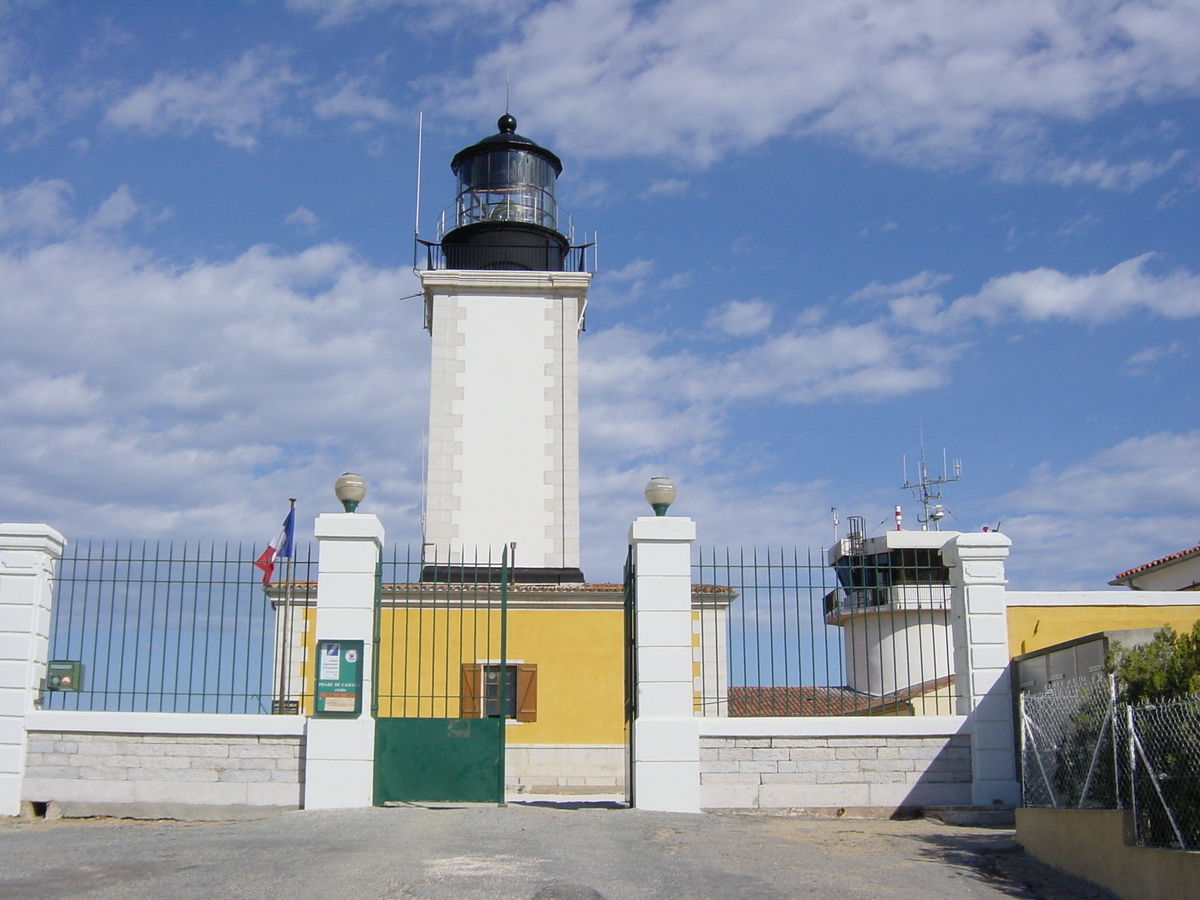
[644,476,676,516]
[334,473,367,513]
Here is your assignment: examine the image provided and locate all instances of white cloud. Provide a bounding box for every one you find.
[1053,213,1100,240]
[580,315,954,468]
[1012,149,1189,191]
[851,255,1200,330]
[706,298,773,337]
[285,205,321,232]
[433,0,1200,174]
[105,47,305,149]
[1123,342,1180,375]
[0,181,426,543]
[945,254,1200,324]
[603,257,653,282]
[996,431,1200,589]
[850,270,951,303]
[1005,432,1200,517]
[313,75,401,126]
[0,179,74,236]
[286,0,534,30]
[641,178,689,199]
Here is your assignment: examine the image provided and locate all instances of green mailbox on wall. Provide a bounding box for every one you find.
[46,660,84,691]
[314,639,364,717]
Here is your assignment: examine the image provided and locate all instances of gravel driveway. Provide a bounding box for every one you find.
[0,805,1115,900]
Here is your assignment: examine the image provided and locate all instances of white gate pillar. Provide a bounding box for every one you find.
[630,515,700,813]
[0,524,65,817]
[943,532,1021,807]
[304,512,383,810]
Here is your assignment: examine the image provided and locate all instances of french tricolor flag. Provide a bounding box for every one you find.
[255,507,296,585]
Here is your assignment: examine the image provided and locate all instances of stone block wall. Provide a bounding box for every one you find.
[699,734,972,812]
[22,731,304,820]
[506,744,625,794]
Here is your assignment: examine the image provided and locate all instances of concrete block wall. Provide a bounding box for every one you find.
[699,734,972,812]
[506,744,625,794]
[19,711,306,819]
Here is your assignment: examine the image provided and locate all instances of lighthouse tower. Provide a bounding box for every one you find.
[419,115,590,583]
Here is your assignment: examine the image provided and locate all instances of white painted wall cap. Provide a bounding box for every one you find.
[947,532,1013,548]
[629,516,696,543]
[314,512,385,542]
[0,523,66,540]
[25,710,307,736]
[0,523,66,551]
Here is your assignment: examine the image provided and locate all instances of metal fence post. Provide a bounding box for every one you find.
[0,523,65,817]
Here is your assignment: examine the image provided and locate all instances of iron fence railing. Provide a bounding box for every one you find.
[1021,674,1200,850]
[375,545,515,720]
[693,546,959,717]
[44,541,314,714]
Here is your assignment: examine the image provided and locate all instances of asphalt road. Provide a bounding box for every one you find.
[0,805,1114,900]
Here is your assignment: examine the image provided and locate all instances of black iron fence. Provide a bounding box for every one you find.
[44,541,314,714]
[374,545,518,720]
[693,546,959,717]
[1021,674,1200,850]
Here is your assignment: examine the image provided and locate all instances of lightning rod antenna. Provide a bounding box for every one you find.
[413,111,424,269]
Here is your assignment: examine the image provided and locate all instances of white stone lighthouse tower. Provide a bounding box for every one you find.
[419,115,590,583]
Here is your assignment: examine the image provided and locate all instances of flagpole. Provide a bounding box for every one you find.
[276,498,297,714]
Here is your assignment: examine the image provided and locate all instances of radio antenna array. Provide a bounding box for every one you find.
[901,425,961,531]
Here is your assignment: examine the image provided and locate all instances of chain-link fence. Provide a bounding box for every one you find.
[1021,674,1200,850]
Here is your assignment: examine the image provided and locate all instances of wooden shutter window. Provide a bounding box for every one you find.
[460,664,481,718]
[516,664,537,722]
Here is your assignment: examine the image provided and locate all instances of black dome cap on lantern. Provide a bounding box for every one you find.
[450,114,563,175]
[441,113,570,271]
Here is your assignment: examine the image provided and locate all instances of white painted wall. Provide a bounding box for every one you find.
[422,270,589,572]
[944,532,1021,807]
[0,524,63,817]
[843,609,953,696]
[630,515,701,813]
[304,512,382,810]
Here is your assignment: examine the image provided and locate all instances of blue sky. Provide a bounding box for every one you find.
[1,0,1197,588]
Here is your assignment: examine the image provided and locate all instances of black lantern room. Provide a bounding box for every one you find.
[440,114,570,271]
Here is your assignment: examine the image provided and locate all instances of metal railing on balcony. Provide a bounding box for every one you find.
[417,239,593,273]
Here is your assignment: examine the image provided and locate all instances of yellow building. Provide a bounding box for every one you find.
[1007,543,1200,658]
[274,578,731,797]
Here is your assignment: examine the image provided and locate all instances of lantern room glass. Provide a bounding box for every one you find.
[455,149,559,232]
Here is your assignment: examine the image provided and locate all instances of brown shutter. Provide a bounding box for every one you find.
[460,664,481,718]
[516,664,537,722]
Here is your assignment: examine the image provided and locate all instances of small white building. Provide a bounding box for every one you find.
[1109,543,1200,592]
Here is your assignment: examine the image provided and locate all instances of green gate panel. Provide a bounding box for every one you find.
[374,717,503,804]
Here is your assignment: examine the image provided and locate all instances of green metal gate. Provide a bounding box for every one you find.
[372,546,511,805]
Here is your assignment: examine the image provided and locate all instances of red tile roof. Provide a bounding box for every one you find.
[727,676,954,717]
[1111,543,1200,582]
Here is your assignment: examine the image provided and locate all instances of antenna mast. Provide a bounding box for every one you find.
[413,111,424,269]
[901,425,961,531]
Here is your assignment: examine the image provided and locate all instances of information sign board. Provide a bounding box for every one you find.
[314,639,364,716]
